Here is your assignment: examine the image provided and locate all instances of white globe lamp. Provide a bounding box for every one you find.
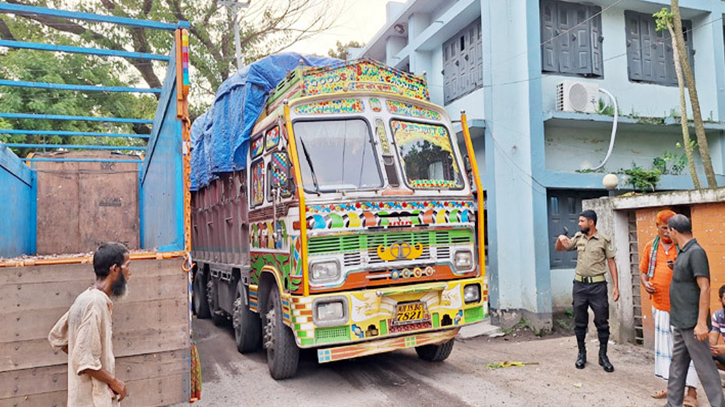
[603,173,619,196]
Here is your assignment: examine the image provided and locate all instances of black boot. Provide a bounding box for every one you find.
[575,339,586,369]
[599,343,614,372]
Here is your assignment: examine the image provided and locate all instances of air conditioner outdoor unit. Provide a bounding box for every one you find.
[556,80,599,114]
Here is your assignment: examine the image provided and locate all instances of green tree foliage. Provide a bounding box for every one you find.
[0,17,154,156]
[327,40,364,60]
[653,7,703,189]
[653,3,717,188]
[2,0,344,117]
[400,140,454,181]
[623,164,662,193]
[1,0,345,155]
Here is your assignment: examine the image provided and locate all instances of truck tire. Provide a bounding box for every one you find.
[263,287,299,379]
[234,280,262,353]
[207,280,226,326]
[193,271,211,319]
[415,338,455,362]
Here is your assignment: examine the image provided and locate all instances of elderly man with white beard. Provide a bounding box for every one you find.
[49,242,132,407]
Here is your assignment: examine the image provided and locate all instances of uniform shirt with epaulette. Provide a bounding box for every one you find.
[565,231,616,277]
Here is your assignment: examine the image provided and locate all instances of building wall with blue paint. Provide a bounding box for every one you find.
[540,6,723,119]
[544,124,723,177]
[358,0,725,328]
[0,147,35,258]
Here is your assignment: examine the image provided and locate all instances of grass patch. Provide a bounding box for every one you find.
[553,308,575,333]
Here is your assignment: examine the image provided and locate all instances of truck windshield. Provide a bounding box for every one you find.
[390,120,463,190]
[294,119,383,192]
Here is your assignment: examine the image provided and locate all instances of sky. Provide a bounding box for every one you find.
[283,0,392,56]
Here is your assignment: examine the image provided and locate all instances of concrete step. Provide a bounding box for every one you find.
[457,318,502,339]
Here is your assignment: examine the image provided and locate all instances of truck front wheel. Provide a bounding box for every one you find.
[234,281,262,353]
[193,271,211,319]
[263,287,299,379]
[415,338,455,362]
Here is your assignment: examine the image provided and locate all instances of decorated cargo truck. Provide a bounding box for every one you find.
[190,55,487,379]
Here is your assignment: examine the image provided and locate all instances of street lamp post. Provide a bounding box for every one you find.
[220,0,252,72]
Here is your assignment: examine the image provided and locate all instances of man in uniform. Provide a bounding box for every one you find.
[556,210,619,372]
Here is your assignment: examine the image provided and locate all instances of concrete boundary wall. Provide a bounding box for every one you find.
[584,188,725,346]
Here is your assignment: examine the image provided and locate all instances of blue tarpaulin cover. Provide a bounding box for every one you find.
[190,52,339,191]
[189,111,208,191]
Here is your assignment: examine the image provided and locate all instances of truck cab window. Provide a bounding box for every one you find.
[390,120,463,189]
[251,159,265,206]
[293,119,383,192]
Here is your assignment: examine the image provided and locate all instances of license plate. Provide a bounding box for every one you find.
[393,302,429,326]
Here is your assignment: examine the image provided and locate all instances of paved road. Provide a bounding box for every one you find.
[179,316,700,407]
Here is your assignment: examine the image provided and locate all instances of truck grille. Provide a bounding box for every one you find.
[309,229,473,265]
[343,252,361,267]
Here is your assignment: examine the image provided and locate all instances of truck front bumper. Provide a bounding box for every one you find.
[285,277,487,350]
[317,328,459,363]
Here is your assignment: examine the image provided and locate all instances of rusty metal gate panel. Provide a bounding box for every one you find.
[35,152,140,255]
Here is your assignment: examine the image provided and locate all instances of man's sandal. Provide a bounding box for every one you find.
[683,395,699,407]
[651,389,667,399]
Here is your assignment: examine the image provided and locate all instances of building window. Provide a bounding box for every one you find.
[625,11,693,86]
[442,18,483,104]
[540,0,603,77]
[547,189,606,269]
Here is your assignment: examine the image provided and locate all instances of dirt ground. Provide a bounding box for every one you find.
[177,317,725,407]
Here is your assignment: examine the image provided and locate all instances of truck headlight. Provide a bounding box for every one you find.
[310,259,341,283]
[313,296,348,327]
[453,249,474,272]
[317,301,344,320]
[463,284,481,304]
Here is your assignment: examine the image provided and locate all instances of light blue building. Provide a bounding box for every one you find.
[356,0,725,330]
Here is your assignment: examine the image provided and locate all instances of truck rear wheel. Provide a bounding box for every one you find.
[234,281,262,353]
[415,338,455,362]
[193,271,211,319]
[263,287,299,379]
[207,280,226,326]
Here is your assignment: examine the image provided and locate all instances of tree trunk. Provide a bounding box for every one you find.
[667,21,701,189]
[671,0,718,187]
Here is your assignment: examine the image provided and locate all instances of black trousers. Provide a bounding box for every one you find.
[572,280,609,344]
